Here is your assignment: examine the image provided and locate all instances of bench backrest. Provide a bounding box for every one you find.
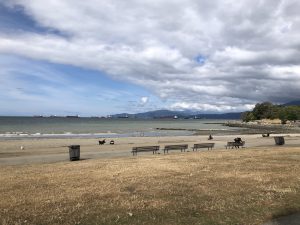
[227,142,236,146]
[194,143,215,148]
[132,146,159,151]
[164,144,188,150]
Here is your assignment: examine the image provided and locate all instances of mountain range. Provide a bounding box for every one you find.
[112,100,300,119]
[283,100,300,106]
[112,110,242,119]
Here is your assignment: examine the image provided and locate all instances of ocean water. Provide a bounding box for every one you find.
[0,117,240,138]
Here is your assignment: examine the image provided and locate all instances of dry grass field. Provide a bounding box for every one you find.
[1,147,300,225]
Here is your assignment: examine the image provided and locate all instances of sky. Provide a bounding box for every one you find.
[0,0,300,116]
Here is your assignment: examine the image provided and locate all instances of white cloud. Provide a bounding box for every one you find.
[1,0,300,112]
[170,102,255,112]
[140,96,149,106]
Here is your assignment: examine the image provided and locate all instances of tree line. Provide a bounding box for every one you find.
[242,102,300,124]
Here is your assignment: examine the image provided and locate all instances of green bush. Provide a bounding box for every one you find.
[242,102,300,123]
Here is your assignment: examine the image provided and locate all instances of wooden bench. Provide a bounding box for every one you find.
[163,144,188,154]
[225,142,236,149]
[192,143,215,151]
[131,146,160,156]
[225,141,245,149]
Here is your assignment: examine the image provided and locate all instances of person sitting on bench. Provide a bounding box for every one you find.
[234,137,242,144]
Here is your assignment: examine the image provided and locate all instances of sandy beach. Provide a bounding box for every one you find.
[1,133,300,166]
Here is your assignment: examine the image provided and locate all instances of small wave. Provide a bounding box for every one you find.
[0,132,29,137]
[0,131,119,139]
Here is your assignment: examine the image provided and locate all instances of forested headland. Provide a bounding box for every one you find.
[242,102,300,124]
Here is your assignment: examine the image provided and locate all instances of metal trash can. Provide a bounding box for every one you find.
[274,136,285,145]
[69,145,80,161]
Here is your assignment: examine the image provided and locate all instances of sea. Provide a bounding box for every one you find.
[0,117,241,139]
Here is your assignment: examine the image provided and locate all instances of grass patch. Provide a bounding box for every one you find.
[1,147,300,224]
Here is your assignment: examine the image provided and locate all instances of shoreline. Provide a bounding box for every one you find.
[0,126,244,140]
[157,124,300,136]
[0,130,195,140]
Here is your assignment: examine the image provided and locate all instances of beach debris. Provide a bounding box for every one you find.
[20,146,25,150]
[98,139,106,145]
[110,140,115,145]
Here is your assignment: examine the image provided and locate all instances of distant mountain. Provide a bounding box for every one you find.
[283,100,300,106]
[112,110,242,119]
[112,110,194,119]
[194,112,242,119]
[136,110,195,119]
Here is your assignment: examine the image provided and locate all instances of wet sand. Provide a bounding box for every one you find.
[1,134,300,166]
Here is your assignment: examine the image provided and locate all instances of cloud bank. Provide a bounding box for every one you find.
[1,0,300,112]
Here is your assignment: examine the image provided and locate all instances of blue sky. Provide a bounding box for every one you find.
[0,54,165,116]
[0,1,300,116]
[0,3,166,116]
